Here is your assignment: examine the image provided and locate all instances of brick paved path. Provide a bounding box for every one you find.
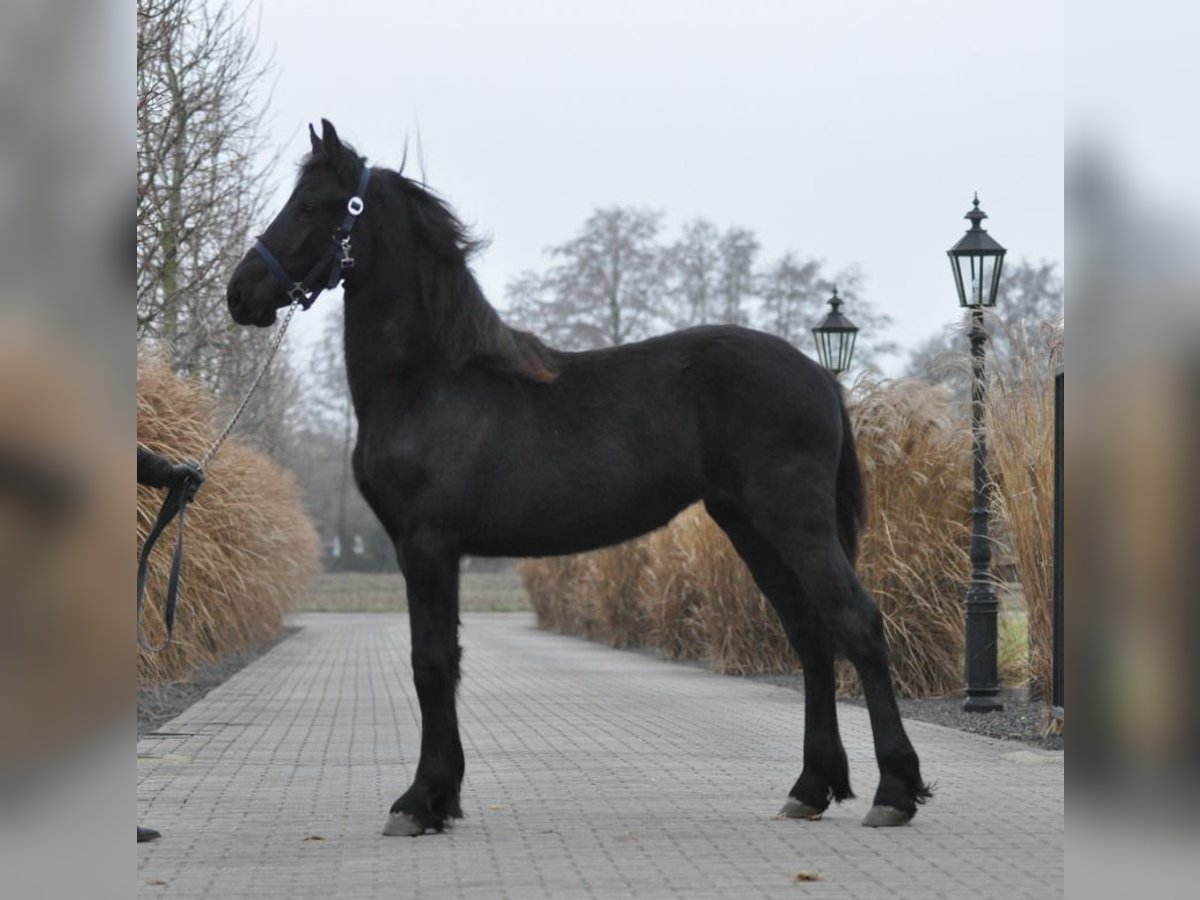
[137,613,1063,899]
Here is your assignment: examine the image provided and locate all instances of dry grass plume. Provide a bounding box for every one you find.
[845,377,971,696]
[987,321,1063,699]
[137,360,319,684]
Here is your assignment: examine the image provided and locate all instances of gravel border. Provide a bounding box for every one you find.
[623,645,1062,751]
[743,672,1063,751]
[137,627,299,737]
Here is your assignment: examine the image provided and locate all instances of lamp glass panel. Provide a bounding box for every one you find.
[814,331,831,369]
[839,331,857,373]
[954,252,1002,307]
[950,256,968,306]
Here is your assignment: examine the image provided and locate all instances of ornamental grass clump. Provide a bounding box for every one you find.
[986,320,1063,699]
[137,360,319,684]
[844,377,971,697]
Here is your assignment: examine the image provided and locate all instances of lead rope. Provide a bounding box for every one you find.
[137,299,301,653]
[199,299,301,469]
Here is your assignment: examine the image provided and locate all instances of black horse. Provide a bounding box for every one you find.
[227,120,930,836]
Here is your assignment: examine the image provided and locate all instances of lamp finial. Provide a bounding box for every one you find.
[966,194,988,230]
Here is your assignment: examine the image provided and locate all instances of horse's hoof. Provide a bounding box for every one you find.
[382,812,428,837]
[778,797,826,820]
[862,805,914,827]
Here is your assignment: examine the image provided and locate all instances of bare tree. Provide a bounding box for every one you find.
[506,207,668,349]
[665,218,721,327]
[716,227,759,327]
[136,0,302,453]
[136,0,276,387]
[757,251,825,345]
[663,219,768,329]
[506,206,895,371]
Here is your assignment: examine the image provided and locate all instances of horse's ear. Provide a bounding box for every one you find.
[308,123,321,155]
[320,118,343,166]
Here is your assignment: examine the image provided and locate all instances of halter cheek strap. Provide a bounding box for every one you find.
[253,165,371,310]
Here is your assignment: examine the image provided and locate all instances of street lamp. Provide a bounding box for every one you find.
[812,286,859,376]
[948,194,1007,713]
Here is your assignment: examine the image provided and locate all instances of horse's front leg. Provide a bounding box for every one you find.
[383,525,464,837]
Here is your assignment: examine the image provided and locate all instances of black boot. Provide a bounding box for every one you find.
[137,826,161,842]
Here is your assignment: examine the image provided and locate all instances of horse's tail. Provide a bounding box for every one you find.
[835,390,866,566]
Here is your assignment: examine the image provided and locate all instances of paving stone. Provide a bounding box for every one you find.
[138,612,1063,899]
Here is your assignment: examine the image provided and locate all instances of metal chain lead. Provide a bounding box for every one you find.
[197,299,301,471]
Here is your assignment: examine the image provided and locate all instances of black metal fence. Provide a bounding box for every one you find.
[1051,363,1064,721]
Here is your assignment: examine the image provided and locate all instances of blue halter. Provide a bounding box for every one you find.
[253,165,371,310]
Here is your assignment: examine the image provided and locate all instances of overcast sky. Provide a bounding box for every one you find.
[241,0,1063,372]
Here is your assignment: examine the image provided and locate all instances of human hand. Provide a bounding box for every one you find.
[169,462,205,499]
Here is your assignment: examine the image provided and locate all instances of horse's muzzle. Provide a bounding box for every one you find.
[226,282,277,328]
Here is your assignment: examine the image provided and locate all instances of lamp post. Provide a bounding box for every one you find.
[948,194,1006,712]
[812,286,859,377]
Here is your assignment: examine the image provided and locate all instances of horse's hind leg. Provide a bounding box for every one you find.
[756,512,931,826]
[382,525,465,837]
[780,625,854,819]
[705,500,852,821]
[836,574,933,825]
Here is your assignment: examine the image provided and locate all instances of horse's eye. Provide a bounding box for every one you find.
[300,202,317,215]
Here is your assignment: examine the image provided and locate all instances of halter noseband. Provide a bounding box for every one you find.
[253,165,371,310]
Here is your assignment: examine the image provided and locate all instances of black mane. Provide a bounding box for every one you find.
[392,173,558,383]
[304,149,558,383]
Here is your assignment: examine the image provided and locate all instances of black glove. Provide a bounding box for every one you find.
[169,462,205,500]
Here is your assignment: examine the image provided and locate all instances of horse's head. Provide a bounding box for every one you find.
[227,119,367,326]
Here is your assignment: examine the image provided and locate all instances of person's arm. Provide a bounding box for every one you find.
[137,446,175,488]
